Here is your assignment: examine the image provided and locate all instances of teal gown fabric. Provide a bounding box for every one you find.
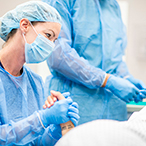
[43,0,130,124]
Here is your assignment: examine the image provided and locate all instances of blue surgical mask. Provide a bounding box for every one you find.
[23,23,55,63]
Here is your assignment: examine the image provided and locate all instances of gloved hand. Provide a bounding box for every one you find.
[48,100,79,140]
[134,90,146,103]
[126,75,146,90]
[105,75,140,103]
[62,92,70,98]
[126,76,146,102]
[53,92,80,126]
[39,97,73,127]
[68,102,80,126]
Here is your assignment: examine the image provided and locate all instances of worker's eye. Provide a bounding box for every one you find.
[45,33,52,39]
[45,30,55,41]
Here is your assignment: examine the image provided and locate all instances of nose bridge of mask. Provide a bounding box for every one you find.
[38,34,55,49]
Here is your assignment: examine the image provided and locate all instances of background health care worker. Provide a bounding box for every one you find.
[0,1,79,145]
[43,0,146,124]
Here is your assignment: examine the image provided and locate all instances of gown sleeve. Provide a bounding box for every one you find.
[43,0,106,89]
[115,61,130,78]
[0,112,58,146]
[0,111,58,145]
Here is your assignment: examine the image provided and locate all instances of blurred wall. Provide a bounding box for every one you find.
[0,0,29,48]
[125,0,146,84]
[0,0,146,83]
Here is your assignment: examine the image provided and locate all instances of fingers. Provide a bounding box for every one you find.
[43,91,72,109]
[138,81,146,89]
[68,107,79,114]
[139,93,145,100]
[135,88,140,96]
[70,102,78,108]
[68,103,79,113]
[70,118,77,126]
[62,92,70,98]
[134,94,142,103]
[68,112,80,120]
[43,95,57,109]
[43,105,47,109]
[68,102,79,126]
[136,91,146,103]
[131,87,140,100]
[68,112,80,126]
[51,90,65,100]
[57,97,73,106]
[134,90,146,103]
[51,95,57,102]
[66,97,73,104]
[140,90,146,96]
[43,90,64,109]
[69,117,79,126]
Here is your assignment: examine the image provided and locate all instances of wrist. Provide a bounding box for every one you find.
[37,112,46,128]
[38,110,50,128]
[49,124,62,140]
[101,74,111,87]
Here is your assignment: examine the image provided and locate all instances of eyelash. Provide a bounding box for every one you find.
[46,33,51,38]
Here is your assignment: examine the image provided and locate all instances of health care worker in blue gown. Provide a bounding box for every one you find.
[0,1,79,145]
[42,0,146,124]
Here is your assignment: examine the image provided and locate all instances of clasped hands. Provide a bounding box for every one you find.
[43,90,79,126]
[104,74,146,103]
[38,90,79,139]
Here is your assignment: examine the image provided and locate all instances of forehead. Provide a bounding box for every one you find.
[34,22,61,31]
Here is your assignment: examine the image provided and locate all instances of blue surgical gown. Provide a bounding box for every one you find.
[0,65,58,145]
[43,0,130,124]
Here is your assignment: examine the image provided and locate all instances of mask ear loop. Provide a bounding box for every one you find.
[29,22,38,35]
[22,22,38,43]
[22,32,27,43]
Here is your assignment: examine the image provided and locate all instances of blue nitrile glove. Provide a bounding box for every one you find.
[49,124,62,140]
[68,102,80,126]
[134,90,146,103]
[48,102,79,140]
[62,92,80,126]
[62,92,70,98]
[126,75,146,90]
[39,97,73,127]
[126,76,146,101]
[105,75,140,103]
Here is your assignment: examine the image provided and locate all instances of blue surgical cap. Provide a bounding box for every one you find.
[0,1,62,41]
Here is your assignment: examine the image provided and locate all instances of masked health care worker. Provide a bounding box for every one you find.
[0,1,79,145]
[42,0,146,124]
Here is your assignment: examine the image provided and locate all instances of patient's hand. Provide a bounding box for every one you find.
[43,90,65,109]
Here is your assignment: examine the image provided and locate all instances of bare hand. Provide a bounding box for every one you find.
[43,90,65,109]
